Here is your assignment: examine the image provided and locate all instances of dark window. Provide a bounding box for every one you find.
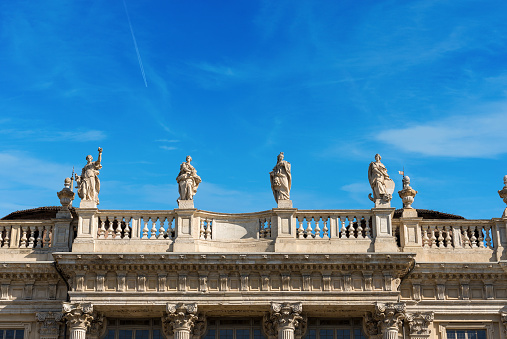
[0,329,24,339]
[446,329,487,339]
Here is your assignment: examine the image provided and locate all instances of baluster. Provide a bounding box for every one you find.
[422,225,429,248]
[162,216,171,239]
[123,217,131,239]
[340,216,347,239]
[462,226,470,248]
[116,217,123,239]
[170,217,176,239]
[356,217,364,239]
[150,217,158,239]
[314,217,321,238]
[142,218,149,239]
[297,216,304,239]
[322,217,329,239]
[27,226,35,248]
[157,217,166,239]
[444,226,452,248]
[200,219,205,239]
[205,219,212,240]
[44,225,51,248]
[478,225,485,248]
[364,217,371,239]
[258,219,265,239]
[437,226,444,248]
[98,218,106,239]
[347,216,354,238]
[470,226,478,248]
[305,217,313,239]
[35,225,43,248]
[485,225,492,249]
[3,226,11,248]
[0,226,4,247]
[20,226,28,248]
[429,226,436,248]
[107,217,115,238]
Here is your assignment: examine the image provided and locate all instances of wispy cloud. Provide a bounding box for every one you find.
[0,128,106,142]
[376,110,507,158]
[160,145,177,151]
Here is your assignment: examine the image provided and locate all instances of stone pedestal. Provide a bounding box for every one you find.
[73,208,99,252]
[372,208,398,252]
[173,208,198,252]
[178,200,194,209]
[277,200,293,208]
[399,217,423,251]
[79,200,97,208]
[63,303,94,339]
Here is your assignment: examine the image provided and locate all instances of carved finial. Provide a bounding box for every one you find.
[498,175,507,218]
[57,178,75,218]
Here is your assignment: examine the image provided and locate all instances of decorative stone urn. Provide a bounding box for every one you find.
[398,176,417,209]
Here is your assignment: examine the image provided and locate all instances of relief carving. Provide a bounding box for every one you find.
[263,302,306,339]
[36,311,63,339]
[406,312,434,339]
[163,303,199,336]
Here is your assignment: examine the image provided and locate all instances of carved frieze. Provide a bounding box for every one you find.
[62,302,94,331]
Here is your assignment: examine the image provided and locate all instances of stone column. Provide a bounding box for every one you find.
[406,312,434,339]
[163,303,199,339]
[263,302,306,339]
[62,302,94,339]
[375,302,406,339]
[36,311,63,339]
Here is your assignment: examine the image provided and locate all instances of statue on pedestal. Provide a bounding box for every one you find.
[176,156,201,202]
[270,152,291,204]
[368,154,395,206]
[75,148,102,206]
[498,175,507,218]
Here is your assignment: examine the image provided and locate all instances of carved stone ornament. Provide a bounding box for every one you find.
[363,312,381,339]
[498,175,507,217]
[263,302,305,338]
[62,302,94,330]
[406,312,434,338]
[36,311,63,339]
[163,303,199,336]
[368,154,395,207]
[57,177,75,213]
[374,302,406,334]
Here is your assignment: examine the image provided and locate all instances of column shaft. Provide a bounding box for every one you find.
[69,328,87,339]
[174,329,191,339]
[279,327,295,339]
[384,329,398,339]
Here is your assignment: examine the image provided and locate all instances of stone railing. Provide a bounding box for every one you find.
[96,210,176,240]
[294,210,373,239]
[0,220,54,249]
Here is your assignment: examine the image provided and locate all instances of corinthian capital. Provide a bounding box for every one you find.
[406,312,434,338]
[375,302,406,332]
[163,303,199,335]
[62,302,94,331]
[263,302,306,338]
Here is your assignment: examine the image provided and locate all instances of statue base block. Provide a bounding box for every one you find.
[402,208,417,218]
[277,200,293,208]
[178,200,194,209]
[373,199,391,208]
[79,200,97,208]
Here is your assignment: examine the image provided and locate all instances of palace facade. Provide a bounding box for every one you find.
[1,155,507,339]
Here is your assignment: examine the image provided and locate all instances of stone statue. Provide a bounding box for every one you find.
[176,156,201,201]
[270,152,291,203]
[368,154,395,206]
[75,148,102,206]
[498,175,507,217]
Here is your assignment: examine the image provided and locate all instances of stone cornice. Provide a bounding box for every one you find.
[404,262,506,281]
[0,262,60,281]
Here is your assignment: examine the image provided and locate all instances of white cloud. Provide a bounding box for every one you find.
[0,128,106,142]
[160,146,177,151]
[376,111,507,158]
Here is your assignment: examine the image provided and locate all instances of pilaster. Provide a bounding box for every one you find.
[173,209,198,252]
[372,208,398,252]
[36,311,63,339]
[406,312,434,339]
[73,208,98,252]
[62,302,94,339]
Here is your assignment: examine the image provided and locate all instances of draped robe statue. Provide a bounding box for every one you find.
[75,147,102,206]
[368,153,395,204]
[176,156,201,201]
[270,152,291,203]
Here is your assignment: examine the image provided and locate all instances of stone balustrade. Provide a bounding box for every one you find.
[0,221,54,249]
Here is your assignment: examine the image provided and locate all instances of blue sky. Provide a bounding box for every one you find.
[1,0,507,219]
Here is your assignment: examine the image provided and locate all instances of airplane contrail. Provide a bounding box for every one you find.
[123,0,148,87]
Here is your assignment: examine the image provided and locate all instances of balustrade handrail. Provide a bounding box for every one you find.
[419,219,494,225]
